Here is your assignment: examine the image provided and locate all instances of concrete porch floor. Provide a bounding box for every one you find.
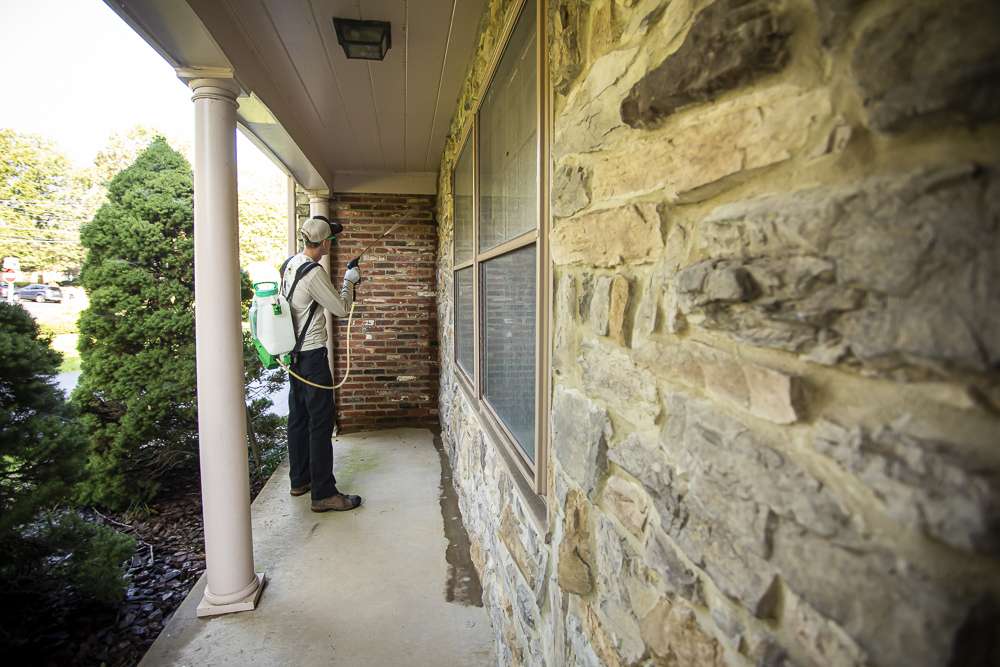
[141,428,496,666]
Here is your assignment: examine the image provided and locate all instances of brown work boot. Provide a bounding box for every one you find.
[311,493,363,512]
[290,483,311,497]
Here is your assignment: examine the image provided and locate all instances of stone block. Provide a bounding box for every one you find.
[687,163,1000,378]
[577,273,594,321]
[554,46,642,156]
[553,160,592,218]
[579,340,661,426]
[591,516,648,663]
[611,392,989,667]
[558,489,595,595]
[701,354,750,409]
[514,578,538,631]
[588,0,624,63]
[639,598,727,666]
[663,287,686,334]
[744,363,803,424]
[582,604,636,667]
[621,0,792,128]
[753,643,795,667]
[852,0,1000,132]
[608,430,676,498]
[589,87,831,204]
[608,275,631,345]
[566,611,605,667]
[781,588,869,667]
[603,473,650,539]
[554,273,578,371]
[551,0,588,95]
[633,341,705,392]
[499,503,542,590]
[639,340,803,424]
[676,260,759,307]
[814,419,1000,556]
[552,386,612,497]
[552,204,663,267]
[812,0,866,47]
[590,275,613,336]
[645,528,702,604]
[633,273,660,342]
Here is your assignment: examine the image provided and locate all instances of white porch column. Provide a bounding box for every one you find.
[189,77,264,617]
[308,192,337,379]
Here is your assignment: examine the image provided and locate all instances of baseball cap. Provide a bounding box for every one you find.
[300,215,344,243]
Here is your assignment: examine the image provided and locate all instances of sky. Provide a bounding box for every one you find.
[0,0,282,194]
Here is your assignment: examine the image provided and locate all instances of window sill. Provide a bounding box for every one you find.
[455,374,548,533]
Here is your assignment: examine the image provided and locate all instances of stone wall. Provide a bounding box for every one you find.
[435,0,1000,665]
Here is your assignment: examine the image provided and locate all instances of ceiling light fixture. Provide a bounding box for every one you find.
[332,18,392,61]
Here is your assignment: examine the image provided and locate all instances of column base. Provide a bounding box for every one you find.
[196,572,266,618]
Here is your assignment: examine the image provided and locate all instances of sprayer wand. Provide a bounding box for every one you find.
[349,221,404,268]
[347,220,403,299]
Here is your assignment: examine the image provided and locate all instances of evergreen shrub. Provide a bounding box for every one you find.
[75,137,286,508]
[74,138,198,507]
[0,302,133,617]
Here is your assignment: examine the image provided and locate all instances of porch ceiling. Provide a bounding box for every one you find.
[107,0,488,193]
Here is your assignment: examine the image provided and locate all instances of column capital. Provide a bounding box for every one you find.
[306,190,331,204]
[187,77,242,105]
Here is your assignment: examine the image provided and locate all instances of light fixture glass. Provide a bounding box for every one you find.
[332,18,391,61]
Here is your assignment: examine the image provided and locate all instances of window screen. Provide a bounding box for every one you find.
[482,245,536,459]
[454,138,474,264]
[477,0,537,252]
[455,267,474,378]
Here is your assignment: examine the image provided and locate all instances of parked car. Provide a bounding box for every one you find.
[15,284,63,303]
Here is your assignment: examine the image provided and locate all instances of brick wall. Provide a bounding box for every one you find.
[329,193,439,433]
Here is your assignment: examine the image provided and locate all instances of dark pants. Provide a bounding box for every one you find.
[287,347,338,501]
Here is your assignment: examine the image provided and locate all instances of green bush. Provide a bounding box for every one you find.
[74,138,198,508]
[0,301,132,612]
[42,512,134,605]
[74,138,286,508]
[0,302,81,525]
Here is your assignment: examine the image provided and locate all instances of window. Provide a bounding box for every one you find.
[452,0,547,492]
[482,245,536,456]
[455,267,474,376]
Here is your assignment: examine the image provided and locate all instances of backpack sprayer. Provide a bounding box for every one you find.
[248,221,405,390]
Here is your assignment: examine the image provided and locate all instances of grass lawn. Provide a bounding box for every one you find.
[52,333,81,372]
[21,289,88,373]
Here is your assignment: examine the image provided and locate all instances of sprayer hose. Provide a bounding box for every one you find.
[276,301,355,390]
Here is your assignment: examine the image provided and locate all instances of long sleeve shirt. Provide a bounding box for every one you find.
[280,253,353,352]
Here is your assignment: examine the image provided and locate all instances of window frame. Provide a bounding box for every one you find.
[451,0,550,497]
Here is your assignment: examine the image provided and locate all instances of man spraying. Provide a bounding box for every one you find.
[280,215,362,512]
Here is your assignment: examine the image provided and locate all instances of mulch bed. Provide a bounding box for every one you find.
[12,474,272,667]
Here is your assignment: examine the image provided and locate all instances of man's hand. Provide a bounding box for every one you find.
[343,266,361,285]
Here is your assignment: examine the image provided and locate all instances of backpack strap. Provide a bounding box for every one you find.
[281,259,322,358]
[282,259,319,303]
[292,302,321,357]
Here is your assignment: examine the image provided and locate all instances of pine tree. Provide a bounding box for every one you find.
[0,301,83,529]
[0,302,133,614]
[74,138,198,508]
